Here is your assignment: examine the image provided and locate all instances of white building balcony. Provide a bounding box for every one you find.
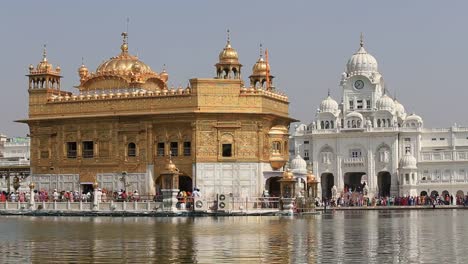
[343,157,366,166]
[0,159,30,166]
[420,151,454,162]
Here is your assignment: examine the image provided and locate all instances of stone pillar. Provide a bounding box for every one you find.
[92,181,99,211]
[336,155,343,193]
[29,182,35,210]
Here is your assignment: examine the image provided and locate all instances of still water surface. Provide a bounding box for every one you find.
[0,210,466,263]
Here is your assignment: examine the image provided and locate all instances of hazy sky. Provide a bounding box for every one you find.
[1,1,468,136]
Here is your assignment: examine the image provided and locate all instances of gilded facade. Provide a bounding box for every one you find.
[19,32,294,197]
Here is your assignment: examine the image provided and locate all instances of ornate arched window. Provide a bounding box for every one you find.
[128,142,136,157]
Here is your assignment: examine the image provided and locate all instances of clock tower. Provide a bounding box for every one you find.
[340,34,385,124]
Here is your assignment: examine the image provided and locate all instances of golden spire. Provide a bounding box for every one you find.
[259,43,263,59]
[227,29,231,44]
[121,32,129,54]
[42,44,48,62]
[360,32,364,47]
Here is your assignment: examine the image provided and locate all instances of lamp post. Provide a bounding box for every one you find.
[279,169,296,214]
[160,158,180,212]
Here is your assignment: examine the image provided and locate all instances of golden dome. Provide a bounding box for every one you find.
[218,30,239,64]
[36,44,53,71]
[306,170,316,183]
[219,42,239,63]
[268,125,289,135]
[95,32,155,75]
[282,169,294,180]
[96,53,153,75]
[159,65,169,82]
[252,56,269,75]
[163,159,179,173]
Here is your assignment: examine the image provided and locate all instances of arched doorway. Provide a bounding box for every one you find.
[343,172,366,192]
[420,191,428,196]
[430,190,439,197]
[179,175,193,192]
[442,190,449,198]
[321,173,334,199]
[266,177,281,197]
[456,190,464,198]
[377,171,391,197]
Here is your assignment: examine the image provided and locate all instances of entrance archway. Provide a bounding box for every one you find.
[179,176,193,192]
[377,171,391,197]
[344,172,366,192]
[321,173,334,199]
[456,190,464,198]
[266,177,281,197]
[420,191,428,196]
[430,190,439,197]
[442,190,449,198]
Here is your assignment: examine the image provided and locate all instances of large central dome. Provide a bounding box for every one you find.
[77,32,168,91]
[346,36,378,75]
[96,53,153,75]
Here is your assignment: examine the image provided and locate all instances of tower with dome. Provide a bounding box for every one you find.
[292,35,468,200]
[19,32,294,199]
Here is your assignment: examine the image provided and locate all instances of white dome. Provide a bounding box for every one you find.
[346,45,378,74]
[346,111,363,120]
[400,153,417,169]
[376,94,395,111]
[320,96,339,113]
[290,154,307,173]
[394,99,405,115]
[405,114,423,123]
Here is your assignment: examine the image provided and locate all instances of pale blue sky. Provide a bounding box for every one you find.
[1,1,467,136]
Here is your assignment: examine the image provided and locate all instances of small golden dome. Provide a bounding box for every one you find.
[36,45,53,71]
[282,169,294,180]
[164,159,178,173]
[252,56,268,75]
[78,63,89,78]
[55,66,61,72]
[306,170,316,183]
[219,42,239,63]
[160,71,168,83]
[218,30,239,63]
[28,64,34,71]
[268,125,289,135]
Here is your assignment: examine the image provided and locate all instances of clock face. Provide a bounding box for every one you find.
[354,80,364,90]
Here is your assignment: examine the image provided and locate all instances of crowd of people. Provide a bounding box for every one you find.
[0,188,146,203]
[317,192,468,207]
[175,188,201,209]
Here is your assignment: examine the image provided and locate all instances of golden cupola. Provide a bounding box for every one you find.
[27,45,62,90]
[249,44,274,89]
[215,30,242,79]
[77,32,168,92]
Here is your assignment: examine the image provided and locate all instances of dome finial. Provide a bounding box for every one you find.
[360,32,364,47]
[42,44,47,62]
[259,43,263,58]
[227,29,231,44]
[121,32,129,53]
[327,88,331,97]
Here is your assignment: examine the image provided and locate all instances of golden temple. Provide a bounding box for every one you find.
[19,32,294,197]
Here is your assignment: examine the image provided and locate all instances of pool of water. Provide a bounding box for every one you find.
[0,210,466,263]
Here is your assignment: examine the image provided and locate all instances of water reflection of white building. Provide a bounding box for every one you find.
[290,36,468,200]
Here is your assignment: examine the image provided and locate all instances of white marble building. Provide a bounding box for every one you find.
[291,37,468,200]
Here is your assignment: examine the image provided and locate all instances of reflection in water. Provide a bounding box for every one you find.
[0,210,466,263]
